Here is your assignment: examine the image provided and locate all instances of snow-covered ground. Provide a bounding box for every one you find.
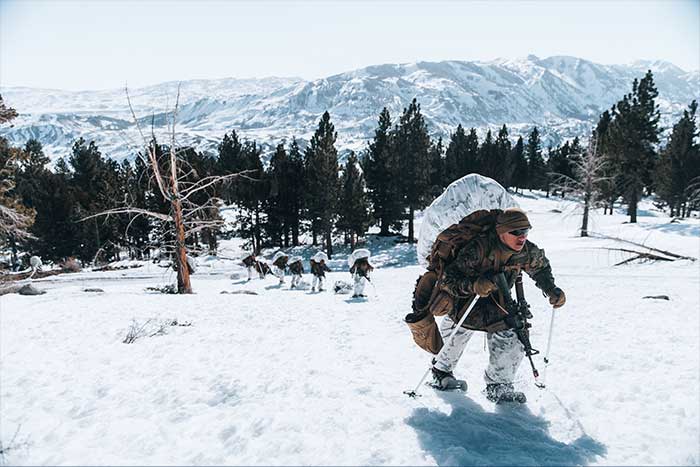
[1,193,698,465]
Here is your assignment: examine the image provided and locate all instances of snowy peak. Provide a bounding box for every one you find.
[1,56,698,162]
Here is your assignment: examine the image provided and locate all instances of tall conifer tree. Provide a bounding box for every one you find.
[363,108,402,235]
[338,152,370,250]
[304,111,340,256]
[395,98,431,243]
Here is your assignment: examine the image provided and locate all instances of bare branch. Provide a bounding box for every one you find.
[181,170,257,202]
[79,207,172,223]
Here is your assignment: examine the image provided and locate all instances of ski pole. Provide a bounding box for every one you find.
[539,306,557,388]
[404,296,479,398]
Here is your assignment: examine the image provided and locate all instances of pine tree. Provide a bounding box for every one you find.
[444,125,479,184]
[604,71,661,223]
[511,136,528,192]
[526,127,546,190]
[68,138,107,261]
[235,141,266,254]
[304,111,340,256]
[363,108,402,235]
[594,110,617,214]
[494,125,514,187]
[286,138,305,245]
[337,152,370,250]
[427,136,445,198]
[27,170,77,262]
[656,100,699,217]
[216,130,243,203]
[266,143,288,246]
[16,139,50,209]
[444,125,466,183]
[395,98,431,243]
[478,129,497,180]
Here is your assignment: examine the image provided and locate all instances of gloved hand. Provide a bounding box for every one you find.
[473,276,498,297]
[548,287,566,308]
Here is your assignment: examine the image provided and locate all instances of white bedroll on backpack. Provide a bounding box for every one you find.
[406,174,519,397]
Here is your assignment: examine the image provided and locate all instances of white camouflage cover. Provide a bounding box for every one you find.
[272,251,289,264]
[312,251,328,263]
[288,255,302,265]
[347,248,371,267]
[416,174,518,267]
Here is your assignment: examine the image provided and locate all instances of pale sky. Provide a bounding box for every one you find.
[1,0,698,91]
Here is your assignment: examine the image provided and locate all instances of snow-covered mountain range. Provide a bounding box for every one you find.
[1,55,698,163]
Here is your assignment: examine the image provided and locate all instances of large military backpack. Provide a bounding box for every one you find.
[406,208,501,354]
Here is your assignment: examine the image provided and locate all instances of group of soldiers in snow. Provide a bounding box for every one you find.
[242,250,368,295]
[407,208,566,403]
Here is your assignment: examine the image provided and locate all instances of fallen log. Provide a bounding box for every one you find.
[599,247,676,266]
[590,232,697,261]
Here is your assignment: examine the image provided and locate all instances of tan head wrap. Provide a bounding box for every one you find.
[495,208,532,235]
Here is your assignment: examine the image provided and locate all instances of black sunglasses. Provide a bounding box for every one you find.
[508,228,530,236]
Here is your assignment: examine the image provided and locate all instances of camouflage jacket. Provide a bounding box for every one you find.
[350,258,373,278]
[242,255,256,267]
[273,257,288,269]
[288,260,304,275]
[310,260,331,277]
[439,230,556,330]
[442,230,556,299]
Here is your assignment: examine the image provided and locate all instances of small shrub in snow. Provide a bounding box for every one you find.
[123,318,192,344]
[145,284,177,294]
[123,319,152,344]
[0,425,30,465]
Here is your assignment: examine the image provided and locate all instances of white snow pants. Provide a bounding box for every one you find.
[312,275,325,291]
[291,273,302,288]
[247,266,254,281]
[433,314,525,384]
[352,274,366,296]
[272,266,285,284]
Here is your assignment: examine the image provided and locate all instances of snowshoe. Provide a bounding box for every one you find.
[484,383,527,404]
[428,367,468,391]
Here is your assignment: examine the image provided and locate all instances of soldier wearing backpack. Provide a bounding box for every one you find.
[242,253,256,281]
[288,256,304,289]
[271,252,289,285]
[310,251,331,292]
[349,249,374,298]
[407,208,566,403]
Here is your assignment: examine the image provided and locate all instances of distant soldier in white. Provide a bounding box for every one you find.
[348,248,374,298]
[287,256,304,289]
[242,253,257,281]
[29,255,43,272]
[271,251,289,285]
[310,251,331,292]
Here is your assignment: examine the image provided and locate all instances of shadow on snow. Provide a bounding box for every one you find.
[406,391,606,466]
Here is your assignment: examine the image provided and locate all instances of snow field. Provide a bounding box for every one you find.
[1,193,698,465]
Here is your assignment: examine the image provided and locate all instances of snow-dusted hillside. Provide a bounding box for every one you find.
[1,56,698,163]
[1,193,698,465]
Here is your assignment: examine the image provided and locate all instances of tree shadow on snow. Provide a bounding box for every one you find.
[406,391,606,466]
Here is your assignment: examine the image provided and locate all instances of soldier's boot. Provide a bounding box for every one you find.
[431,366,467,391]
[485,383,526,403]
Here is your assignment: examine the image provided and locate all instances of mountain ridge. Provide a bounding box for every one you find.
[1,55,698,163]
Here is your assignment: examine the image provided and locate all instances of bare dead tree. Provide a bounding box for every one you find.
[550,136,609,237]
[0,127,35,260]
[83,85,251,293]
